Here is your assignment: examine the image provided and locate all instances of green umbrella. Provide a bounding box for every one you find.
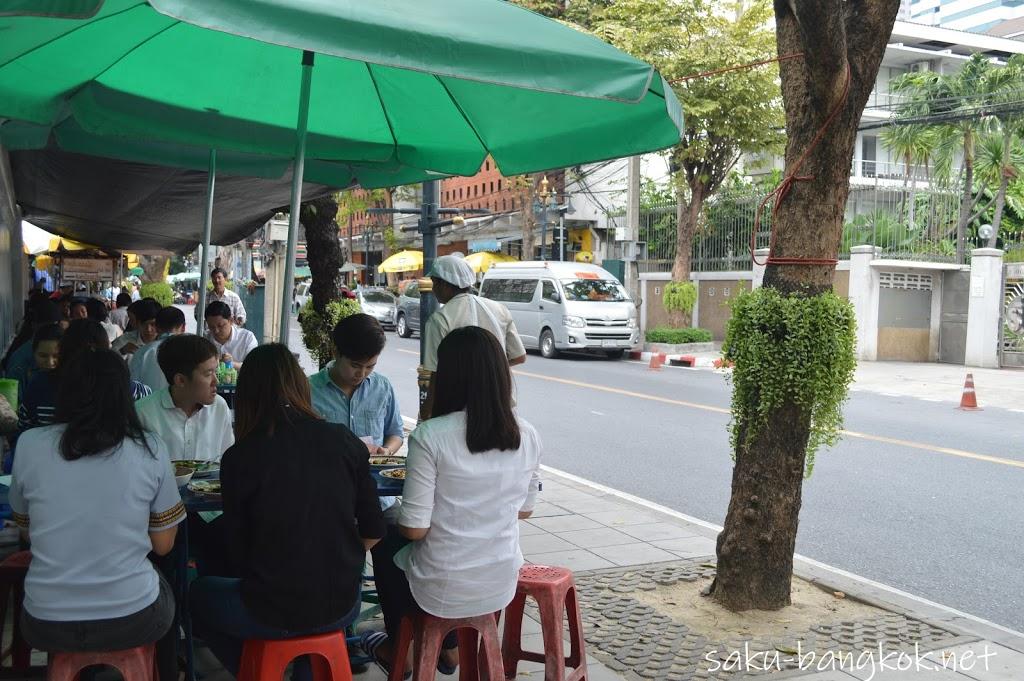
[0,0,684,343]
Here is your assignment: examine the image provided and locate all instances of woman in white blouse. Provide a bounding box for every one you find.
[362,326,541,677]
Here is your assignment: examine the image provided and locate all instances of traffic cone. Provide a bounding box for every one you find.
[649,352,665,370]
[957,373,982,411]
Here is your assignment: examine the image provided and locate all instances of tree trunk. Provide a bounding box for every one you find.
[670,183,702,283]
[898,152,910,226]
[519,175,539,259]
[139,255,169,283]
[955,131,974,264]
[989,132,1014,248]
[300,194,343,314]
[709,0,899,612]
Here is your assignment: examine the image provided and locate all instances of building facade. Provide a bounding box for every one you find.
[908,0,1024,34]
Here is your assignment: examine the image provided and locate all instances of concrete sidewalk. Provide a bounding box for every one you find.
[283,466,1023,681]
[849,361,1024,412]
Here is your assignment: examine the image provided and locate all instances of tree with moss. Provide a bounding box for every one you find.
[708,0,899,612]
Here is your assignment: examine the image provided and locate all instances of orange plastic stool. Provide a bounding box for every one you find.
[237,631,352,681]
[0,550,36,672]
[502,564,588,681]
[48,644,155,681]
[389,611,504,681]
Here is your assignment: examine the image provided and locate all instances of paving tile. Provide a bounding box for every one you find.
[524,548,616,572]
[518,520,548,536]
[652,535,717,556]
[530,501,572,517]
[785,673,858,680]
[845,658,964,680]
[519,532,576,554]
[548,497,626,514]
[588,542,678,567]
[935,642,1024,681]
[618,521,704,542]
[556,526,637,549]
[528,514,604,533]
[583,508,663,527]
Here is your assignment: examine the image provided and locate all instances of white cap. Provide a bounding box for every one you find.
[428,254,476,289]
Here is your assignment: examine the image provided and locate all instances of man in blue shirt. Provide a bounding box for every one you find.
[309,314,404,457]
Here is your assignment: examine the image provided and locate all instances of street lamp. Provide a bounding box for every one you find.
[532,175,575,261]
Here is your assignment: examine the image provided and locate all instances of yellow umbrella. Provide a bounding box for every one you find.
[378,250,423,273]
[48,235,98,252]
[464,251,518,273]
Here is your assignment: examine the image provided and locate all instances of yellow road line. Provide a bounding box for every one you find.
[397,348,1022,469]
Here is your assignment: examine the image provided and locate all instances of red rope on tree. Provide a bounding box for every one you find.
[751,63,852,268]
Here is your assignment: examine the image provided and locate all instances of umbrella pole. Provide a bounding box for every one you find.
[196,148,217,336]
[279,50,314,345]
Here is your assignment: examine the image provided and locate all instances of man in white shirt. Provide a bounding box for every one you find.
[196,268,246,327]
[130,306,186,391]
[112,300,160,357]
[204,301,258,365]
[108,292,132,331]
[419,254,526,420]
[135,334,233,462]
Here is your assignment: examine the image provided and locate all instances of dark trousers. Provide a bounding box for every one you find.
[188,577,361,681]
[370,526,456,649]
[21,571,177,680]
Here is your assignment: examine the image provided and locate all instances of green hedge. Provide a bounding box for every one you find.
[298,298,362,367]
[140,282,174,307]
[645,327,712,344]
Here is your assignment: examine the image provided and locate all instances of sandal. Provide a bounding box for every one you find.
[359,630,411,680]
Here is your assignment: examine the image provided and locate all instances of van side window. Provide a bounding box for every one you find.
[481,278,537,303]
[542,281,560,302]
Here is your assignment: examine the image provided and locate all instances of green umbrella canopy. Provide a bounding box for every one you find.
[0,0,683,183]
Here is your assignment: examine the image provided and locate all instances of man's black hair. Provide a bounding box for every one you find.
[331,313,386,361]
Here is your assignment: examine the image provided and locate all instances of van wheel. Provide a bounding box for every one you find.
[605,349,625,360]
[540,329,559,359]
[397,314,411,338]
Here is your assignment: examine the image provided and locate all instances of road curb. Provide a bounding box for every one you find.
[626,349,718,368]
[539,464,1024,655]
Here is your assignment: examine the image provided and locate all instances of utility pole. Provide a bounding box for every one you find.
[625,155,642,304]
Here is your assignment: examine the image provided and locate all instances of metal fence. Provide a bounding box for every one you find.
[619,182,1024,273]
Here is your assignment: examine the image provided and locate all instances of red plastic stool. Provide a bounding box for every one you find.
[0,550,36,672]
[48,644,155,681]
[502,564,588,681]
[389,611,504,681]
[237,631,352,681]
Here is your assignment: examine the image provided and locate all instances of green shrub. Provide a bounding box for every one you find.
[662,281,697,315]
[206,279,235,291]
[645,327,713,344]
[298,298,362,367]
[140,282,173,307]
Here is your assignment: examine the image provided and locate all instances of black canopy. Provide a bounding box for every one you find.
[11,148,335,253]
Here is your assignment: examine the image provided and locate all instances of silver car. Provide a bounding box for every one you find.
[357,288,397,330]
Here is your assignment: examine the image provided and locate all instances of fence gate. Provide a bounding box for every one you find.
[1002,263,1024,368]
[939,270,969,364]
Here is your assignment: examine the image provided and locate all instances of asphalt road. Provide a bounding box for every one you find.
[374,333,1024,633]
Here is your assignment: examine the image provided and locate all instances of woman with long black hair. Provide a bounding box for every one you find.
[189,343,385,681]
[363,326,542,676]
[8,349,184,659]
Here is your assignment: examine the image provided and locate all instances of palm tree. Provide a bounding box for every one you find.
[880,122,933,228]
[889,54,1018,262]
[975,129,1024,245]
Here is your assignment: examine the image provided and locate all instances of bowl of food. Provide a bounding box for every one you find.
[174,465,195,487]
[172,460,220,477]
[369,456,407,467]
[187,479,222,496]
[378,467,406,481]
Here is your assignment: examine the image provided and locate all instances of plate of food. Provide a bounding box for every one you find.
[368,456,407,467]
[378,467,406,481]
[172,460,220,477]
[187,479,222,496]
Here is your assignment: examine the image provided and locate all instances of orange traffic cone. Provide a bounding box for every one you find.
[957,373,982,411]
[648,352,665,370]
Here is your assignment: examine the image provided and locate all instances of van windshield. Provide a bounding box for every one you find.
[560,279,629,302]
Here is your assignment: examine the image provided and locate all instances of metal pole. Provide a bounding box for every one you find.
[364,228,370,287]
[560,214,566,261]
[279,50,314,345]
[196,148,216,335]
[419,180,439,364]
[540,202,548,262]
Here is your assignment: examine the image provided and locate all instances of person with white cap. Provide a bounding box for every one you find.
[419,254,526,420]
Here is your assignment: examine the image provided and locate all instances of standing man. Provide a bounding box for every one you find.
[130,307,186,391]
[204,302,258,365]
[419,254,526,420]
[199,268,246,327]
[109,292,133,331]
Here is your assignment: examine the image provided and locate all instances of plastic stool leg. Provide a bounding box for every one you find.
[501,592,527,678]
[476,619,506,681]
[410,618,444,681]
[389,616,414,681]
[565,586,588,680]
[538,593,567,681]
[456,628,480,681]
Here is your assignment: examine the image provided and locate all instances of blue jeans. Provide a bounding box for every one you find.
[189,577,360,681]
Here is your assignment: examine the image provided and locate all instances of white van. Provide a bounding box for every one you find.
[480,261,638,359]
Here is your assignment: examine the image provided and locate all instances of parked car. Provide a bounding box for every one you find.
[357,287,397,330]
[479,261,638,359]
[394,279,422,338]
[293,281,310,312]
